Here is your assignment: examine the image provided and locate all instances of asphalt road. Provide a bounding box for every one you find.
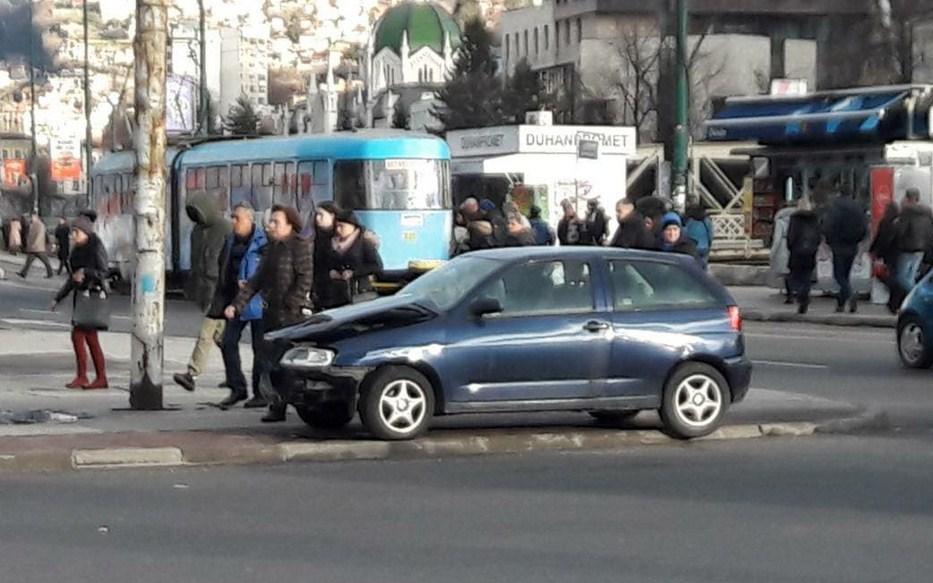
[2,434,932,583]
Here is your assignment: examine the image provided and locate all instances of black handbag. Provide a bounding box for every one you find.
[73,287,111,330]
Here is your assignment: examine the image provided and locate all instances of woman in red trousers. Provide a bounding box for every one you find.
[50,216,109,389]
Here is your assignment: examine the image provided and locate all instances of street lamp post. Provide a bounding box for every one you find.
[84,0,93,208]
[671,0,689,212]
[28,0,39,214]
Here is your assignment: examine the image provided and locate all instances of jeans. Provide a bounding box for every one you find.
[220,317,265,398]
[832,250,857,307]
[897,252,926,293]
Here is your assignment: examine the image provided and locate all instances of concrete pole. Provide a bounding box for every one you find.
[28,0,39,214]
[672,0,689,212]
[129,0,169,410]
[198,0,208,135]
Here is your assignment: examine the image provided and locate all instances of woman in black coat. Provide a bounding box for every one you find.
[786,200,822,314]
[870,201,906,312]
[311,202,339,310]
[50,217,110,390]
[318,209,383,309]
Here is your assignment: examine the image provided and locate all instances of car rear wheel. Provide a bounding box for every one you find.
[660,363,729,439]
[359,366,435,440]
[898,317,933,369]
[588,410,640,424]
[295,402,355,430]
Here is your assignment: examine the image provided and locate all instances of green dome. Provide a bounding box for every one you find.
[374,2,462,56]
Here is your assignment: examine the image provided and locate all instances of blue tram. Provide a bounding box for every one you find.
[89,131,453,282]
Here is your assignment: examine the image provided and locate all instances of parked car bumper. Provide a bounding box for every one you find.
[269,364,372,409]
[724,356,752,403]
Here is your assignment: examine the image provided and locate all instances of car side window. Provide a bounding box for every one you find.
[609,260,718,311]
[478,260,594,316]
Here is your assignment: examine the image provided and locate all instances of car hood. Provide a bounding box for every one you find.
[265,295,437,343]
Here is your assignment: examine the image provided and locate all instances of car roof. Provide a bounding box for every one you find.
[463,246,694,265]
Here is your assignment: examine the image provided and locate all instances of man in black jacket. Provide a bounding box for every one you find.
[895,188,933,293]
[53,217,71,275]
[822,191,868,313]
[787,199,822,314]
[609,198,654,250]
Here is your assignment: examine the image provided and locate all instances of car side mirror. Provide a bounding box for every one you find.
[469,296,503,318]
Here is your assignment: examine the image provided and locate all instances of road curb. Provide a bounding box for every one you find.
[0,410,887,473]
[743,309,896,328]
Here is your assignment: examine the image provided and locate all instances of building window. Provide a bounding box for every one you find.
[514,33,519,55]
[577,18,582,43]
[565,20,570,45]
[534,28,539,56]
[505,33,510,59]
[524,30,529,56]
[544,25,549,50]
[555,23,560,50]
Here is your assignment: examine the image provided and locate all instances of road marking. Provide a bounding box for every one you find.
[112,315,132,321]
[752,359,828,370]
[0,318,71,330]
[19,308,57,315]
[745,331,891,343]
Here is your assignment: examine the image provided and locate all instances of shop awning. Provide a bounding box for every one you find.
[706,86,933,145]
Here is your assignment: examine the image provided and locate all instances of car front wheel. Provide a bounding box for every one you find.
[359,366,435,440]
[898,317,933,369]
[660,363,729,439]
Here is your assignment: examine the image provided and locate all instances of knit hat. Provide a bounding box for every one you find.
[335,208,363,229]
[661,212,682,230]
[72,216,94,236]
[479,199,497,212]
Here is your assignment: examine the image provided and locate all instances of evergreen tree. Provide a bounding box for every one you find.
[502,58,544,124]
[223,95,260,136]
[432,18,504,133]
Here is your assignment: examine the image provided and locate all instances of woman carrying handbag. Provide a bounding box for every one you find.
[50,216,110,389]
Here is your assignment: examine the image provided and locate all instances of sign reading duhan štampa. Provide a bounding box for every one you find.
[447,125,637,158]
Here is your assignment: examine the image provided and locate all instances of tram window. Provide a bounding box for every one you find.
[273,162,294,205]
[231,164,250,207]
[185,168,198,191]
[206,166,220,189]
[230,165,243,188]
[251,162,273,210]
[333,161,366,209]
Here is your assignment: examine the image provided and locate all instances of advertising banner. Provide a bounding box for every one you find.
[869,166,894,235]
[2,159,26,186]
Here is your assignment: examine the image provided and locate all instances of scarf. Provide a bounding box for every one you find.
[332,228,361,256]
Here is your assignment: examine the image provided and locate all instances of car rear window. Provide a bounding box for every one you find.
[608,260,719,311]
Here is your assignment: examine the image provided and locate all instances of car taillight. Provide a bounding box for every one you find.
[727,306,742,332]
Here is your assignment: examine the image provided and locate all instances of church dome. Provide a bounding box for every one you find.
[373,2,462,56]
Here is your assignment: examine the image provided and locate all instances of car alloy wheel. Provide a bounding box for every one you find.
[898,319,933,369]
[673,374,723,429]
[379,380,428,434]
[360,366,435,440]
[660,362,730,439]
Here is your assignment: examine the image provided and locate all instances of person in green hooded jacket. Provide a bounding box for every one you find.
[173,192,231,392]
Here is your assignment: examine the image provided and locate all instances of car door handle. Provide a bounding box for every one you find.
[583,320,610,332]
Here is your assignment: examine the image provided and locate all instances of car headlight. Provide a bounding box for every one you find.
[279,346,335,369]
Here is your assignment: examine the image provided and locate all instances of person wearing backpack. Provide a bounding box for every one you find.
[822,190,868,313]
[684,204,714,268]
[786,198,822,314]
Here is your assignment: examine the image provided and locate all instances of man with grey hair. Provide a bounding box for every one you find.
[896,187,933,293]
[208,202,269,409]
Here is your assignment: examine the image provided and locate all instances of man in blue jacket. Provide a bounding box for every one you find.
[210,202,268,409]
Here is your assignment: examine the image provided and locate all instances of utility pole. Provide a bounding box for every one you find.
[84,0,93,207]
[130,0,169,410]
[198,0,209,135]
[28,0,39,214]
[671,0,689,212]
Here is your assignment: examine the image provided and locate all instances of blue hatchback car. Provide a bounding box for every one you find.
[267,248,752,440]
[897,270,933,369]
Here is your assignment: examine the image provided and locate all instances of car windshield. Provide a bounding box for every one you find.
[396,256,502,311]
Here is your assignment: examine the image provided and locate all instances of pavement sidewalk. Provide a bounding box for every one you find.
[728,286,897,328]
[0,326,885,473]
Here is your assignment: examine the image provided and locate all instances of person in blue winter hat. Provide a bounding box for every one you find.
[659,212,700,262]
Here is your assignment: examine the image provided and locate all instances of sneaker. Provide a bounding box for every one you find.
[172,372,196,392]
[848,299,858,314]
